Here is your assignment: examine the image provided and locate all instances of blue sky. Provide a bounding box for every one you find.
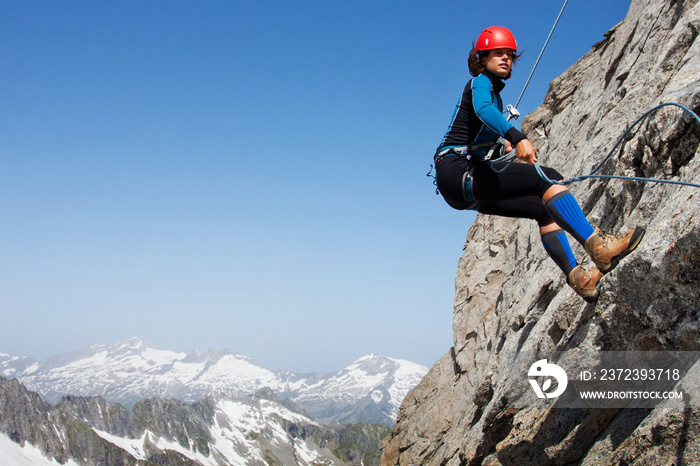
[0,0,630,372]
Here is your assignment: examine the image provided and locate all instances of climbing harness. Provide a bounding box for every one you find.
[434,141,499,162]
[461,167,479,210]
[428,142,497,194]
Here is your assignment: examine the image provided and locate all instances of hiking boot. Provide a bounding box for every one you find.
[584,227,646,274]
[568,265,604,303]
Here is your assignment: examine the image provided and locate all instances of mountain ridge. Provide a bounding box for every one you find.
[0,375,391,465]
[0,336,428,427]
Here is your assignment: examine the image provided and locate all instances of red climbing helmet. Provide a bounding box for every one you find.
[475,26,517,53]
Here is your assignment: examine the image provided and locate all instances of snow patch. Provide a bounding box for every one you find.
[91,397,325,466]
[94,429,218,465]
[0,433,79,466]
[371,390,384,403]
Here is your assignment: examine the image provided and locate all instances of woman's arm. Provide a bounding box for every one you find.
[472,74,535,164]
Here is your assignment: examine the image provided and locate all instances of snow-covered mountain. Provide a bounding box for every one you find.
[0,377,389,466]
[290,354,427,425]
[0,354,33,378]
[0,337,428,426]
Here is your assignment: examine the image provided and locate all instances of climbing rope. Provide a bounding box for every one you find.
[485,0,570,168]
[515,0,569,109]
[504,0,700,189]
[532,102,700,189]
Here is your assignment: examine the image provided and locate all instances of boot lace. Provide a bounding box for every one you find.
[598,230,625,248]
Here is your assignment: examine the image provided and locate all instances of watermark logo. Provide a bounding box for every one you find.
[528,359,568,399]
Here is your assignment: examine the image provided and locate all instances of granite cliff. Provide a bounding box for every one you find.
[382,0,700,464]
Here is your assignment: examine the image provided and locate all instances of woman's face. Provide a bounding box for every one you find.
[484,48,514,78]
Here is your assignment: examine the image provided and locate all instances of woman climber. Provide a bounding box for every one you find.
[434,26,645,302]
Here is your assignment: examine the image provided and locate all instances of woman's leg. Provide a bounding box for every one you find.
[543,188,595,245]
[435,155,474,210]
[472,162,596,244]
[472,163,606,301]
[472,162,644,274]
[478,196,603,301]
[477,199,576,273]
[542,185,645,273]
[471,161,559,201]
[541,227,577,275]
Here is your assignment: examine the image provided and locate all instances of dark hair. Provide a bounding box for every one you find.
[468,43,520,78]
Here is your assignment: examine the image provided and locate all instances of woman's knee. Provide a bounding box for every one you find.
[541,166,563,181]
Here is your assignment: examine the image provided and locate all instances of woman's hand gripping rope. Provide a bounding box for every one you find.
[515,139,538,165]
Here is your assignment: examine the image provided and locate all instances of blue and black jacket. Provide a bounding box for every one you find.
[438,70,526,159]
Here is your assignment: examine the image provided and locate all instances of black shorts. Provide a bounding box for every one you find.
[435,155,563,227]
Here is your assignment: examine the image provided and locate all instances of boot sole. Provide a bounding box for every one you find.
[599,227,646,275]
[583,291,600,303]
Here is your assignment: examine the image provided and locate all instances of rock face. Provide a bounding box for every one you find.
[382,0,700,464]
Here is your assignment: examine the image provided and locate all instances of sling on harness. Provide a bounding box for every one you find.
[433,141,502,162]
[431,141,506,210]
[461,168,478,209]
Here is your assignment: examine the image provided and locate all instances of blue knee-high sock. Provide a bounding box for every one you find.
[544,191,595,245]
[542,229,578,275]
